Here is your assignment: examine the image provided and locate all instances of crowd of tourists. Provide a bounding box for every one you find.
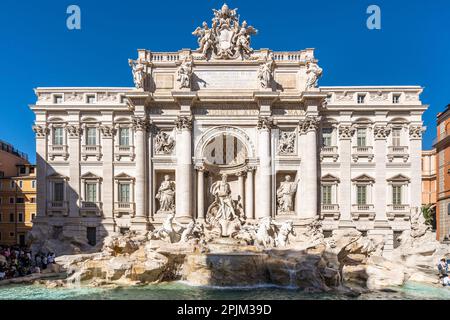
[438,258,450,286]
[0,246,56,281]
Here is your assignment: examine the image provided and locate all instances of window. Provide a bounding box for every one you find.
[87,227,97,246]
[322,185,332,205]
[322,128,333,147]
[357,128,367,147]
[86,183,97,202]
[31,213,36,221]
[0,171,3,178]
[86,95,96,104]
[357,185,367,205]
[9,232,14,238]
[119,128,130,146]
[393,94,401,104]
[18,181,23,188]
[30,167,35,174]
[30,197,36,203]
[54,95,63,104]
[53,127,64,145]
[10,181,15,189]
[9,197,14,204]
[18,213,23,222]
[0,232,2,240]
[16,198,24,204]
[53,182,64,202]
[86,127,97,146]
[32,180,36,189]
[9,213,14,222]
[19,167,26,175]
[0,214,2,222]
[118,183,130,203]
[392,128,401,146]
[448,203,450,216]
[392,185,402,205]
[357,94,366,104]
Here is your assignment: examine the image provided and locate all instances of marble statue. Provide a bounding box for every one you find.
[193,4,257,60]
[128,59,147,89]
[275,220,296,247]
[210,174,237,221]
[150,212,183,243]
[305,61,323,90]
[156,175,176,213]
[257,54,274,89]
[255,217,276,247]
[278,131,296,155]
[179,221,203,243]
[276,175,298,214]
[177,58,193,89]
[154,131,175,155]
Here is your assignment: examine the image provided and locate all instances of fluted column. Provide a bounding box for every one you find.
[299,116,319,219]
[32,124,49,221]
[256,117,273,219]
[237,171,246,210]
[409,125,424,210]
[66,122,82,218]
[196,165,205,220]
[175,116,193,220]
[374,124,390,220]
[338,124,355,223]
[131,116,149,231]
[99,123,115,231]
[245,167,255,219]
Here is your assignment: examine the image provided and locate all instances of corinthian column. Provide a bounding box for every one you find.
[175,116,193,220]
[99,122,115,233]
[373,124,390,221]
[66,122,82,218]
[195,164,205,220]
[299,116,319,219]
[32,124,49,222]
[131,115,149,231]
[256,117,273,219]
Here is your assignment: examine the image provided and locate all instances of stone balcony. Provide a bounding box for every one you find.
[387,204,411,220]
[114,202,135,217]
[352,146,374,162]
[114,145,135,161]
[351,204,375,220]
[81,145,102,161]
[80,201,103,217]
[320,146,339,162]
[387,146,409,162]
[320,204,340,220]
[48,145,69,161]
[47,201,69,216]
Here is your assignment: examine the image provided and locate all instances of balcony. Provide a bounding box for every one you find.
[352,146,373,162]
[351,204,375,220]
[81,145,102,161]
[114,202,135,217]
[114,145,135,161]
[320,204,340,220]
[387,204,411,220]
[320,146,339,162]
[48,145,69,161]
[47,201,69,216]
[387,146,409,162]
[80,201,103,217]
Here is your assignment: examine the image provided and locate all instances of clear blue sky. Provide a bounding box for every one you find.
[1,0,449,163]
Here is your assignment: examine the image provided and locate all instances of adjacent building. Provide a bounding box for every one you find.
[0,140,36,246]
[434,105,450,241]
[29,4,428,253]
[422,149,437,206]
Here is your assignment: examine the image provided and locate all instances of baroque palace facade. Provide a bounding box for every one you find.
[30,5,427,252]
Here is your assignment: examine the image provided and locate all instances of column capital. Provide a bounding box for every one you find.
[32,125,49,138]
[257,116,274,131]
[194,164,206,172]
[236,170,247,177]
[409,125,424,140]
[66,124,83,138]
[299,116,320,134]
[373,125,391,140]
[100,125,116,138]
[338,125,355,140]
[175,115,193,131]
[132,116,150,132]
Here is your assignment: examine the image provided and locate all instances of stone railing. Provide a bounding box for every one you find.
[114,145,135,161]
[320,146,339,162]
[321,204,339,211]
[352,146,374,162]
[47,201,69,216]
[387,204,411,220]
[320,87,423,105]
[114,202,135,216]
[81,201,103,217]
[351,204,375,220]
[320,204,340,220]
[387,146,409,162]
[49,145,69,161]
[150,53,180,62]
[272,52,303,62]
[82,145,102,161]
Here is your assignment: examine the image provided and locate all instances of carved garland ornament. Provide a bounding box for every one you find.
[175,116,193,131]
[257,117,274,130]
[409,125,424,139]
[338,125,356,139]
[298,116,320,134]
[66,125,83,138]
[132,116,150,132]
[32,125,49,137]
[100,125,116,138]
[373,125,391,140]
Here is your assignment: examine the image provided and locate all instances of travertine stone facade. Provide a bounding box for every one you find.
[29,4,428,251]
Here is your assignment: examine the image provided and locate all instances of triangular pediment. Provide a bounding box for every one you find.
[81,172,101,180]
[47,172,67,179]
[321,174,340,182]
[352,174,375,182]
[115,172,134,180]
[387,174,410,182]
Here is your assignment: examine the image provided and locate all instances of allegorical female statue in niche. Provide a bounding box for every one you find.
[276,175,299,214]
[156,175,176,213]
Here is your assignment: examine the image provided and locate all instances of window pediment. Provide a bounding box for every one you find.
[321,174,340,183]
[387,174,410,183]
[47,172,68,180]
[115,172,134,180]
[81,172,102,180]
[352,174,375,183]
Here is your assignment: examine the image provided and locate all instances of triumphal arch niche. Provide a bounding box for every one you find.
[127,3,325,234]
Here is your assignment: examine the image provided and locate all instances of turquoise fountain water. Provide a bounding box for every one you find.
[0,281,449,300]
